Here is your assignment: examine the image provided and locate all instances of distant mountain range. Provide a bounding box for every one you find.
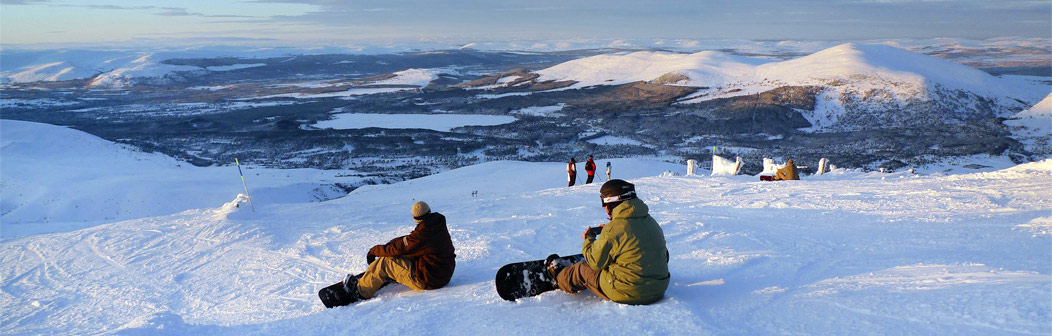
[2,37,1048,86]
[1,38,1049,174]
[463,43,1049,132]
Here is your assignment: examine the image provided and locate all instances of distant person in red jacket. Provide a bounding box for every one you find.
[342,201,456,301]
[585,155,597,184]
[568,157,577,187]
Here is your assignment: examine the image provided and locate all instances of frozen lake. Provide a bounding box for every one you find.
[312,113,517,132]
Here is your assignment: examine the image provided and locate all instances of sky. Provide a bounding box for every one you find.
[1,0,1050,47]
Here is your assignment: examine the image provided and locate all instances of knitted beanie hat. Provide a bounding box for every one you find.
[411,201,431,222]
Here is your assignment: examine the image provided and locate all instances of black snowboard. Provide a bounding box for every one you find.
[494,254,584,301]
[318,273,361,308]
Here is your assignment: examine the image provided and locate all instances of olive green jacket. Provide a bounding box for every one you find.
[582,198,670,305]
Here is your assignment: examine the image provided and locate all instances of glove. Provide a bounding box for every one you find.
[366,251,377,265]
[581,225,604,239]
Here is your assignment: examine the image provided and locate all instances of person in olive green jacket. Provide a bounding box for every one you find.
[547,179,670,305]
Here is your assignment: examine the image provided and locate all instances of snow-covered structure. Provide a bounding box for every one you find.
[686,159,698,175]
[711,155,742,176]
[759,158,787,177]
[817,158,828,175]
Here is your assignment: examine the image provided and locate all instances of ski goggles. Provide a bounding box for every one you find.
[601,191,636,205]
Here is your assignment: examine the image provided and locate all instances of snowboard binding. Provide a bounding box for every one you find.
[544,254,571,286]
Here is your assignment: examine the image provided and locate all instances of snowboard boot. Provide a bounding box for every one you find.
[341,273,364,302]
[544,254,570,287]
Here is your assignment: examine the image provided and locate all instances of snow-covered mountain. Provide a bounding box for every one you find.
[0,48,327,88]
[499,43,1050,131]
[1,119,1049,335]
[1006,93,1052,154]
[4,37,1047,87]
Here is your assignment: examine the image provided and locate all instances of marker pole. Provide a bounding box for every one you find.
[235,158,255,212]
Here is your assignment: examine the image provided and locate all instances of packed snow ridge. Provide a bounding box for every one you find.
[0,120,366,236]
[1,120,1050,335]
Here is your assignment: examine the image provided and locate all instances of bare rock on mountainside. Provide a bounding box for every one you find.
[649,72,691,85]
[569,81,699,110]
[457,68,534,87]
[457,68,576,92]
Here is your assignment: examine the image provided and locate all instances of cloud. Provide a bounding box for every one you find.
[0,0,48,4]
[4,1,259,18]
[154,8,193,16]
[5,0,1049,45]
[84,4,156,10]
[154,8,251,18]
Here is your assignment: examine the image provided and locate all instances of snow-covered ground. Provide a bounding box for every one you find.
[0,120,366,238]
[586,135,643,146]
[310,113,517,132]
[509,104,566,117]
[1,121,1050,335]
[258,87,415,99]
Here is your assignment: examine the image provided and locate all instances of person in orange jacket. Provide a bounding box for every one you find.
[585,155,597,184]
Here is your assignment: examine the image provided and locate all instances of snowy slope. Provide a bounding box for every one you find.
[757,43,1008,96]
[372,68,449,87]
[1,121,1050,335]
[535,50,771,88]
[82,53,202,88]
[1009,92,1052,129]
[1005,93,1052,154]
[0,120,367,238]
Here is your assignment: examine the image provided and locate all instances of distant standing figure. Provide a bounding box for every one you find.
[567,157,577,187]
[605,162,611,181]
[585,155,597,184]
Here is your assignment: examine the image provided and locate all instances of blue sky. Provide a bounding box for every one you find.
[2,0,1049,46]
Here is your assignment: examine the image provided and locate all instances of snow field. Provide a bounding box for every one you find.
[1,121,1050,335]
[311,113,517,132]
[0,120,367,238]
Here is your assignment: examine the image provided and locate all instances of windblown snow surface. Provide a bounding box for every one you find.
[2,121,1051,335]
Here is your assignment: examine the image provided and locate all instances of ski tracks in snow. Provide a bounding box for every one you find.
[2,161,1051,335]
